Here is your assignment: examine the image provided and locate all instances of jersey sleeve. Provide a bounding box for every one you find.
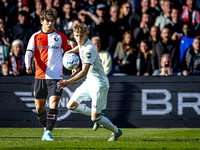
[60,33,71,52]
[82,45,97,64]
[26,34,35,52]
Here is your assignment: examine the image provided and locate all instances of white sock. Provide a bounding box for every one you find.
[71,104,91,116]
[46,130,51,134]
[96,116,118,134]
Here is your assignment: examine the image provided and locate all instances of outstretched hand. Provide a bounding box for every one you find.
[57,80,70,89]
[71,68,80,76]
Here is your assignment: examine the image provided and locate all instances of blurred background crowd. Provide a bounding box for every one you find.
[0,0,200,76]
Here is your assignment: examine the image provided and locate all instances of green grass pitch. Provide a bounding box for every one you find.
[0,128,199,149]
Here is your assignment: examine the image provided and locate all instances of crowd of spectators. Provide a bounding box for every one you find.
[0,0,200,76]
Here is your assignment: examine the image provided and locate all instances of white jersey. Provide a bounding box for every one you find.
[79,39,109,91]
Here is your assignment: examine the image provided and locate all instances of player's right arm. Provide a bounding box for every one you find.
[25,50,33,74]
[25,34,35,74]
[64,46,79,55]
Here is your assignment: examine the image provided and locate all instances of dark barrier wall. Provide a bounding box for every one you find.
[0,75,200,128]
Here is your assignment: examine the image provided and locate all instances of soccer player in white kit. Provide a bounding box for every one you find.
[58,23,122,141]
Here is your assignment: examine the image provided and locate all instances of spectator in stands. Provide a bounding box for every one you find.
[113,31,137,75]
[0,22,10,75]
[133,12,152,47]
[22,5,31,15]
[159,0,165,13]
[44,0,53,10]
[56,2,76,38]
[152,27,180,74]
[158,53,174,76]
[70,0,85,15]
[151,0,161,12]
[77,6,101,39]
[127,0,135,13]
[119,2,132,25]
[69,38,77,49]
[30,0,45,32]
[53,0,62,18]
[90,3,108,49]
[105,5,130,53]
[166,7,183,41]
[11,11,33,49]
[136,39,152,76]
[0,22,10,46]
[0,0,18,29]
[129,0,159,30]
[154,0,172,31]
[91,36,112,75]
[181,0,200,27]
[84,0,96,14]
[179,22,194,64]
[149,25,160,48]
[181,36,200,75]
[14,0,34,12]
[1,60,12,76]
[9,39,26,76]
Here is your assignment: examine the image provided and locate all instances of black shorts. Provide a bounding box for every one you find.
[33,79,62,99]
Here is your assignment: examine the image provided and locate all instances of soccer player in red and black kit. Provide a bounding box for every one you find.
[25,8,71,141]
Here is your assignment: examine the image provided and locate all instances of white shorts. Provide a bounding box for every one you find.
[70,83,108,114]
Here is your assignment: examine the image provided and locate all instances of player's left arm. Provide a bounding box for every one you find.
[58,63,91,89]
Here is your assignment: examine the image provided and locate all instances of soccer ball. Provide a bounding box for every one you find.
[63,53,80,70]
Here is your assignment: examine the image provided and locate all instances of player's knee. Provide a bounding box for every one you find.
[67,101,78,110]
[67,104,77,110]
[36,107,45,114]
[91,116,101,122]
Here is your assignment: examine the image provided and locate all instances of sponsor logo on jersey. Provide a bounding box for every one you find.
[37,45,60,49]
[85,52,91,59]
[38,38,42,40]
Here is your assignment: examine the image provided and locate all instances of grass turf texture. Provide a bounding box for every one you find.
[0,128,199,149]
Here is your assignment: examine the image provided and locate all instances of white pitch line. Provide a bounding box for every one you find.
[0,136,106,138]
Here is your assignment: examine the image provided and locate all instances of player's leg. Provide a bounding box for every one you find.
[90,89,122,141]
[92,113,122,141]
[34,79,48,130]
[35,98,47,128]
[67,100,91,116]
[67,84,91,116]
[42,79,62,141]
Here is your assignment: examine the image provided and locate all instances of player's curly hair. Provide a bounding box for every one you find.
[39,8,57,21]
[72,23,88,34]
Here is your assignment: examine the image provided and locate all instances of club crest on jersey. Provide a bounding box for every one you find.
[85,52,91,59]
[54,37,59,41]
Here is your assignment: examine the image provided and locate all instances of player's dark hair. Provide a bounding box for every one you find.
[40,8,57,21]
